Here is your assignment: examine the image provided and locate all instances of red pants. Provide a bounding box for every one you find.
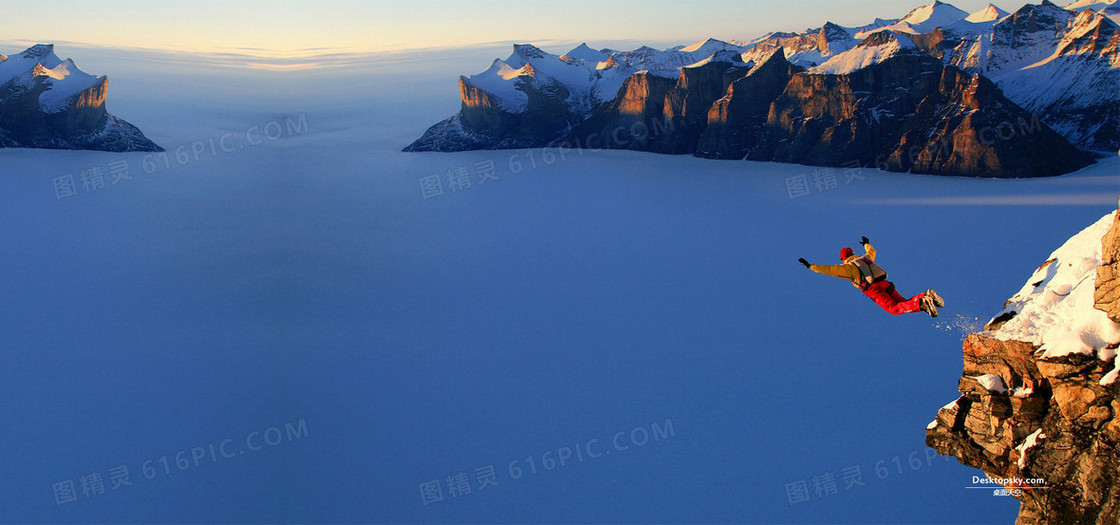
[862,281,924,315]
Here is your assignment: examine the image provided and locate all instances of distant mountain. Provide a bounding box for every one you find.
[406,1,1119,177]
[936,2,1120,152]
[871,0,970,35]
[1065,0,1120,25]
[0,44,161,152]
[965,3,1011,23]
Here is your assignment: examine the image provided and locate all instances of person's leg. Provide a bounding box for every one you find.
[863,281,924,315]
[887,281,927,307]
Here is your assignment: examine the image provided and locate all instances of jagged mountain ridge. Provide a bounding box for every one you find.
[944,2,1120,152]
[0,44,161,152]
[405,0,1119,175]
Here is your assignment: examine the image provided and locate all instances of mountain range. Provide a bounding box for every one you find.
[405,0,1120,178]
[0,44,161,152]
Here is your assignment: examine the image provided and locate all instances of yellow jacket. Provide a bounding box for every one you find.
[810,243,881,287]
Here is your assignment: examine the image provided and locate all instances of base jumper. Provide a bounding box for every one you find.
[799,237,944,317]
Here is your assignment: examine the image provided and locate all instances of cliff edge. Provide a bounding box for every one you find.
[926,198,1120,524]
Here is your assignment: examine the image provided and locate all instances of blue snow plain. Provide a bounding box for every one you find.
[2,43,1118,524]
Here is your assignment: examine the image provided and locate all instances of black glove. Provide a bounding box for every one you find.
[798,258,811,269]
[861,236,870,246]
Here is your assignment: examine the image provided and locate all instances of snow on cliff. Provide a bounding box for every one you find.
[990,211,1120,377]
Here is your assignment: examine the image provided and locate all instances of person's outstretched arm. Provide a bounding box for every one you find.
[800,258,860,281]
[861,236,876,261]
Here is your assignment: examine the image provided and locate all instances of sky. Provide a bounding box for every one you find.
[5,0,1042,54]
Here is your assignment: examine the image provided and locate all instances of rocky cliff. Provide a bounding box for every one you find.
[927,199,1120,524]
[571,47,1090,177]
[562,71,677,153]
[744,52,1091,177]
[565,49,750,154]
[1097,203,1120,322]
[406,46,589,152]
[0,44,161,152]
[695,50,804,159]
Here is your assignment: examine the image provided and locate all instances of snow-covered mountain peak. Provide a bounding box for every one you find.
[684,48,746,69]
[0,43,162,151]
[1008,0,1074,22]
[1057,8,1120,62]
[1079,0,1120,24]
[562,43,607,63]
[897,1,970,32]
[859,29,919,49]
[37,58,103,112]
[676,38,744,59]
[511,44,547,60]
[482,58,524,79]
[820,21,852,38]
[460,59,532,112]
[809,30,917,74]
[966,3,1011,22]
[849,1,967,37]
[747,47,788,71]
[680,38,727,53]
[21,43,56,60]
[596,56,620,70]
[738,21,858,68]
[34,58,77,81]
[0,43,62,84]
[1065,0,1118,11]
[851,17,905,38]
[0,44,102,112]
[1072,0,1120,23]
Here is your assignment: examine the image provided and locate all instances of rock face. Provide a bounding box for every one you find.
[478,46,1091,177]
[695,50,803,159]
[658,50,752,153]
[747,53,1091,177]
[0,44,161,152]
[562,71,677,152]
[1096,199,1120,323]
[927,201,1120,524]
[566,50,750,154]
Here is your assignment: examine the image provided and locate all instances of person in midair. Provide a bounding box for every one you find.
[798,236,944,317]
